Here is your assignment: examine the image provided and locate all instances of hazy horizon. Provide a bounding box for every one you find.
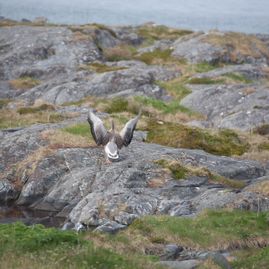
[0,0,269,33]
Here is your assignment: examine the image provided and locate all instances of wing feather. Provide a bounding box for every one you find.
[118,111,141,147]
[87,111,110,146]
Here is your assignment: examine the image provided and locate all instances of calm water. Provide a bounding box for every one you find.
[0,0,269,33]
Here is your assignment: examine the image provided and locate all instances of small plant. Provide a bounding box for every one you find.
[103,45,136,61]
[17,104,55,114]
[254,124,269,135]
[145,120,249,156]
[136,49,172,65]
[258,142,269,151]
[63,123,90,137]
[155,159,188,179]
[194,62,219,73]
[0,99,10,109]
[188,77,225,84]
[157,79,191,101]
[79,62,126,73]
[9,76,41,90]
[104,98,129,114]
[224,72,252,83]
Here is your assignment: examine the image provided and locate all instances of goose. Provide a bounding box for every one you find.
[87,110,141,162]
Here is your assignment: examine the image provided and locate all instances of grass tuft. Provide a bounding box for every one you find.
[188,77,225,84]
[136,49,172,65]
[79,62,127,73]
[103,45,137,61]
[17,104,55,114]
[9,76,41,90]
[145,120,249,156]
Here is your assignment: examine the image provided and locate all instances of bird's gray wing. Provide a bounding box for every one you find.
[87,110,110,146]
[118,111,141,148]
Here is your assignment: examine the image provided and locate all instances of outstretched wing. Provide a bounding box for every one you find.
[117,110,141,148]
[87,110,110,146]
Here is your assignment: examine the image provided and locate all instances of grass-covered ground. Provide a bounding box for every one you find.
[1,210,268,269]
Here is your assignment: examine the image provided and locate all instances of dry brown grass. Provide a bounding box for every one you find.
[15,146,55,186]
[238,131,269,163]
[205,32,269,62]
[71,30,93,42]
[246,180,269,197]
[0,109,68,129]
[9,76,41,90]
[40,129,95,149]
[103,45,135,61]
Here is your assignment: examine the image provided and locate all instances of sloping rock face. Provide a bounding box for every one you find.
[0,26,101,81]
[172,31,269,64]
[1,124,267,231]
[19,64,178,105]
[181,84,269,130]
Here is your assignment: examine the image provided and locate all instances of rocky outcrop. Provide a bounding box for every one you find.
[181,84,269,130]
[1,122,267,232]
[172,31,269,64]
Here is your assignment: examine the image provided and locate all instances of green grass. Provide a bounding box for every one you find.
[63,123,90,137]
[157,80,191,101]
[193,62,219,73]
[0,99,10,109]
[154,159,189,179]
[224,72,252,83]
[232,247,269,269]
[0,222,157,269]
[188,77,225,84]
[104,98,129,113]
[136,49,172,65]
[129,210,269,249]
[135,96,193,115]
[79,62,126,73]
[137,25,192,45]
[154,159,245,188]
[258,142,269,151]
[17,104,55,114]
[145,121,249,156]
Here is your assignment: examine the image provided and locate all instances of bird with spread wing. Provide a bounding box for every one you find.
[87,110,141,162]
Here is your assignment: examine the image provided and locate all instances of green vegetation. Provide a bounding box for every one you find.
[79,62,126,73]
[194,62,219,73]
[188,77,225,84]
[258,142,269,151]
[232,247,269,269]
[137,24,192,45]
[135,96,193,115]
[0,110,67,130]
[145,121,249,156]
[104,98,129,113]
[155,159,189,179]
[157,79,191,101]
[154,159,245,188]
[129,210,269,249]
[9,76,41,90]
[224,72,252,83]
[63,123,90,137]
[0,99,10,109]
[136,49,172,65]
[17,104,55,114]
[0,222,156,269]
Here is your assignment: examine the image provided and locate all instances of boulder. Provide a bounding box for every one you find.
[181,84,269,130]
